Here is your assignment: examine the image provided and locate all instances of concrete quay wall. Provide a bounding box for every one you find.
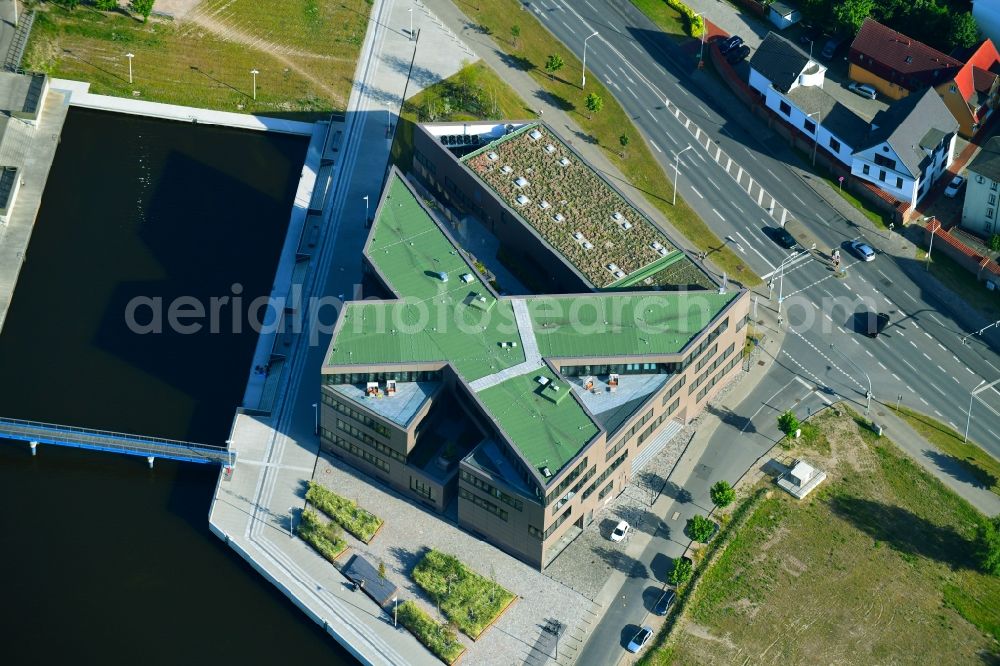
[50,79,315,136]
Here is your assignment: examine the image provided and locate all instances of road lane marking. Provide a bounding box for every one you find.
[618,67,635,85]
[922,352,932,361]
[691,186,703,198]
[630,41,643,53]
[560,19,576,35]
[645,109,656,121]
[938,343,946,351]
[937,365,946,373]
[766,168,777,178]
[650,139,662,153]
[713,208,725,220]
[865,350,874,357]
[892,373,901,381]
[744,147,758,161]
[709,180,721,191]
[791,192,806,206]
[626,85,638,99]
[901,358,917,371]
[920,396,929,405]
[878,362,887,370]
[930,383,946,396]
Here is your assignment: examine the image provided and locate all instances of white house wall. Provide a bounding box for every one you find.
[763,87,854,166]
[961,169,1000,237]
[852,142,917,204]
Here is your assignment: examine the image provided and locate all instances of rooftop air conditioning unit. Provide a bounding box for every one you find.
[559,157,570,166]
[487,151,498,161]
[529,129,543,140]
[516,194,530,206]
[612,212,623,221]
[539,200,551,209]
[582,241,593,250]
[515,177,529,188]
[544,144,556,153]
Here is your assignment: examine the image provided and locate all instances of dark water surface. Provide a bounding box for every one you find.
[0,108,352,664]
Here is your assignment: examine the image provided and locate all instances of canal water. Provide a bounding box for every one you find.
[0,108,353,664]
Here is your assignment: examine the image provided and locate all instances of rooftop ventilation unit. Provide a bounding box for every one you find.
[528,129,543,140]
[514,176,529,188]
[544,144,556,153]
[487,151,499,160]
[541,466,552,478]
[500,165,513,174]
[460,273,475,284]
[515,194,530,206]
[536,376,550,385]
[539,200,551,209]
[612,212,623,221]
[620,221,632,230]
[559,157,570,166]
[582,241,593,250]
[650,241,663,251]
[607,263,620,272]
[572,231,584,240]
[553,213,565,222]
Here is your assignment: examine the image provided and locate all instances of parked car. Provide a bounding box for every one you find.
[718,35,744,55]
[944,175,966,198]
[764,226,798,249]
[726,45,751,65]
[848,82,877,99]
[610,520,630,542]
[849,240,876,262]
[627,626,653,653]
[821,36,847,59]
[653,589,677,616]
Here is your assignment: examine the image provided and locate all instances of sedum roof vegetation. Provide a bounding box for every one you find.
[463,123,678,288]
[325,171,736,480]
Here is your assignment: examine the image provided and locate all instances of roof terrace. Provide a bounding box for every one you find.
[463,123,679,288]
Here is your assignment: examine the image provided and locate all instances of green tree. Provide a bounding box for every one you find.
[710,480,736,508]
[778,410,800,437]
[510,24,521,48]
[668,558,693,587]
[619,132,629,158]
[949,12,980,50]
[686,514,715,542]
[834,0,875,34]
[129,0,154,22]
[544,54,564,79]
[378,561,387,580]
[93,0,119,10]
[976,516,1000,576]
[584,92,603,119]
[54,0,80,8]
[989,234,1000,253]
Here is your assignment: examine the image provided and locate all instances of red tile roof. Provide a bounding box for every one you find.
[972,66,997,94]
[849,18,961,91]
[953,39,1000,101]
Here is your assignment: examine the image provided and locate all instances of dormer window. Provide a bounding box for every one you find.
[905,55,913,64]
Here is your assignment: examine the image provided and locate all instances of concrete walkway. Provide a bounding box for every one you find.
[467,297,543,391]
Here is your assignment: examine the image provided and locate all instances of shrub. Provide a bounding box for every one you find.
[989,234,1000,252]
[778,410,800,436]
[669,558,693,587]
[710,480,736,508]
[585,92,603,118]
[665,0,704,37]
[306,481,383,542]
[296,509,347,563]
[976,515,1000,576]
[128,0,154,22]
[396,600,464,664]
[412,550,514,639]
[687,514,715,543]
[545,53,564,78]
[93,0,119,10]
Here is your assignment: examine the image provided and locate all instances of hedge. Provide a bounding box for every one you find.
[665,0,705,37]
[306,481,383,542]
[397,600,465,664]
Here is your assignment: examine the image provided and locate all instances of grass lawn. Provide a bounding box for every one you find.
[629,0,688,38]
[460,2,760,286]
[24,1,370,114]
[306,481,383,543]
[892,405,1000,497]
[822,174,891,230]
[644,409,1000,664]
[916,245,1000,320]
[296,509,348,563]
[392,61,533,170]
[396,600,465,664]
[411,550,515,639]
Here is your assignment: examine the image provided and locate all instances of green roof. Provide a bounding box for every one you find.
[478,367,600,474]
[325,171,739,481]
[528,293,733,359]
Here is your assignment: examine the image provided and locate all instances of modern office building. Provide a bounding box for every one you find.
[320,123,749,569]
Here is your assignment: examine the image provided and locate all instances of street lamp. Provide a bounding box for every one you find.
[288,507,295,537]
[392,596,399,627]
[673,144,693,206]
[965,378,999,443]
[312,402,319,435]
[693,12,705,65]
[408,7,413,40]
[775,250,805,317]
[806,111,821,166]
[925,216,939,271]
[830,344,873,415]
[125,52,134,85]
[582,30,599,88]
[363,195,370,225]
[250,68,259,101]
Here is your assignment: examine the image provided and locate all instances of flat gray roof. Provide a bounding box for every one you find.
[330,382,439,428]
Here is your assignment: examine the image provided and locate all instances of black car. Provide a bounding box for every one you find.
[653,589,676,616]
[764,226,797,249]
[726,45,751,65]
[864,312,890,338]
[718,35,744,55]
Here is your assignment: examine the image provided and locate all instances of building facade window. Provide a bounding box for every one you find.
[873,154,896,170]
[991,180,998,191]
[323,393,392,437]
[803,119,816,134]
[459,470,524,510]
[320,427,390,472]
[990,194,997,206]
[828,137,841,152]
[335,419,405,462]
[459,487,508,521]
[410,476,434,500]
[878,169,886,182]
[779,101,791,116]
[862,164,870,175]
[895,177,903,189]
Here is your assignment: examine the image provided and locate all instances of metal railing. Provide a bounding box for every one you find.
[0,417,234,464]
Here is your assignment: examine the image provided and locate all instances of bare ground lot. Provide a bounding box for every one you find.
[649,409,1000,665]
[24,0,371,114]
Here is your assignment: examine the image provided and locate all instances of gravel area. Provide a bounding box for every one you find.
[313,454,598,665]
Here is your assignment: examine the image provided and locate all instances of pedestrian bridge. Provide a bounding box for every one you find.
[0,417,235,466]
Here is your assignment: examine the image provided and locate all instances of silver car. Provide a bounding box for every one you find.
[849,240,876,262]
[627,626,653,653]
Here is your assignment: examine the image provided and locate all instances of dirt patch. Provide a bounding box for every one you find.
[683,622,736,650]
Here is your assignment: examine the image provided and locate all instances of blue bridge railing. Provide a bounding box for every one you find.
[0,417,234,465]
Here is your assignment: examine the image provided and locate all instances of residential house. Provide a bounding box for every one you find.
[935,39,1000,139]
[961,136,1000,238]
[751,32,958,207]
[849,18,962,100]
[767,1,801,31]
[973,0,1000,50]
[850,88,959,207]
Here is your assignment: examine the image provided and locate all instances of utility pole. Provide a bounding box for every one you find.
[125,52,134,85]
[250,68,259,101]
[806,111,821,166]
[582,31,599,88]
[925,216,939,271]
[830,344,872,415]
[673,145,693,206]
[965,379,998,443]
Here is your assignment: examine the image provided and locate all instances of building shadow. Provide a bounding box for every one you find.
[924,449,998,491]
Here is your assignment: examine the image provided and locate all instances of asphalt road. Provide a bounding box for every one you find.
[520,0,1000,662]
[525,0,1000,452]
